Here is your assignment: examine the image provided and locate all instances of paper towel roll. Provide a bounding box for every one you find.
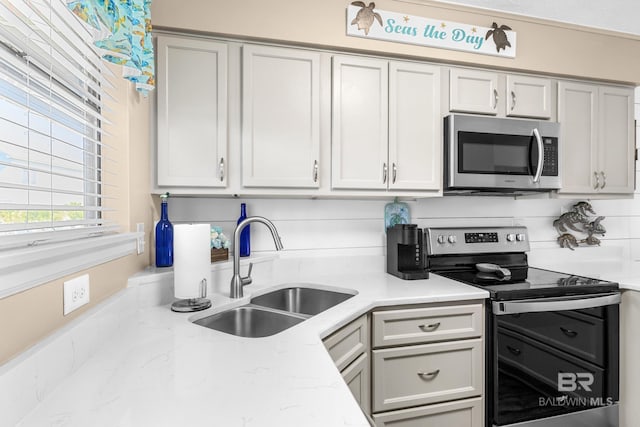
[173,223,211,299]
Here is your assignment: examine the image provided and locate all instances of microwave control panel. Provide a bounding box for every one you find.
[541,137,559,176]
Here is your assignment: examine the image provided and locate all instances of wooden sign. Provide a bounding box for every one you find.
[347,2,517,58]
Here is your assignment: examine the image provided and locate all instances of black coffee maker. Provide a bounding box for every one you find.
[386,224,429,280]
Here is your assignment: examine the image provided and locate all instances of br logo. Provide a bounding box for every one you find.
[558,372,594,392]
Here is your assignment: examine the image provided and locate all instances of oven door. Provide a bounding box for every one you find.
[488,293,620,427]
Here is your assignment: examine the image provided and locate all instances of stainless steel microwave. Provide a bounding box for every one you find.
[444,114,561,193]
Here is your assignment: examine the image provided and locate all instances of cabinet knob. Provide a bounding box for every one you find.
[511,90,516,110]
[382,163,388,184]
[493,89,499,110]
[600,171,606,189]
[593,171,600,190]
[392,163,397,184]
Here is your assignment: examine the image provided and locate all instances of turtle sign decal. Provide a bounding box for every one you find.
[346,3,517,58]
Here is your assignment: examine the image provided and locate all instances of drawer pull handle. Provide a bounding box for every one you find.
[507,345,521,356]
[417,369,440,379]
[419,322,441,332]
[560,327,578,338]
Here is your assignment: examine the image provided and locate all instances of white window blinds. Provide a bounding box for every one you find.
[0,0,117,249]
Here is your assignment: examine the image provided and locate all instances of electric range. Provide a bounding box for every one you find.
[424,226,620,427]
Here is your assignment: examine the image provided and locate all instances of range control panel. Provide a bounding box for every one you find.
[425,226,530,256]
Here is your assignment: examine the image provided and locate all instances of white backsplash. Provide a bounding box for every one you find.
[169,194,640,262]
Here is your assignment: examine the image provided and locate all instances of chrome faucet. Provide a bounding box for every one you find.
[230,216,283,298]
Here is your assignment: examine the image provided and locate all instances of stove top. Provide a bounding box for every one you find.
[424,226,619,301]
[435,266,619,301]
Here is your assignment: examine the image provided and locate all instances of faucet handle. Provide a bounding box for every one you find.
[241,262,253,286]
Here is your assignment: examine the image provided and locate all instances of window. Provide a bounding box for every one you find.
[0,0,116,250]
[0,0,138,298]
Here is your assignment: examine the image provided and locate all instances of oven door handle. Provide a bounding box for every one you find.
[532,128,543,183]
[492,292,620,315]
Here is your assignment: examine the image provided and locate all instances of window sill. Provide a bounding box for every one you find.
[0,233,142,299]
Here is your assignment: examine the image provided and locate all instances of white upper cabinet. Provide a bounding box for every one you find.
[389,62,441,191]
[558,81,634,195]
[597,85,635,193]
[557,82,597,194]
[449,68,498,115]
[242,45,321,188]
[156,35,228,187]
[332,55,389,190]
[506,75,552,119]
[450,68,553,119]
[332,55,441,193]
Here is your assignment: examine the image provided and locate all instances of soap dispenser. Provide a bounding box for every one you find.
[155,192,173,267]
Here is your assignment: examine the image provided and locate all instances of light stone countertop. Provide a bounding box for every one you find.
[12,256,488,427]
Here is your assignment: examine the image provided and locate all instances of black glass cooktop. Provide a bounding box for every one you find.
[435,266,619,301]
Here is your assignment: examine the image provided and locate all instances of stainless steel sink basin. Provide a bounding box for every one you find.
[193,306,305,338]
[250,287,355,316]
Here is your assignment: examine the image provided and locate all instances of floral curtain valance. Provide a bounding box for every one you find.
[67,0,155,95]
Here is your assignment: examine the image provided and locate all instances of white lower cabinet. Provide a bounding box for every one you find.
[371,302,484,427]
[372,397,483,427]
[372,339,483,412]
[342,352,371,416]
[323,315,371,419]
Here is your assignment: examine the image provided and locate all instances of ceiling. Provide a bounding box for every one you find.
[434,0,640,36]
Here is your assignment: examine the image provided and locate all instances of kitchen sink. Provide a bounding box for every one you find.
[250,286,355,316]
[193,286,357,338]
[193,306,305,338]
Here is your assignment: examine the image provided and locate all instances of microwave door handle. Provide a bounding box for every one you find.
[532,128,543,183]
[492,293,621,315]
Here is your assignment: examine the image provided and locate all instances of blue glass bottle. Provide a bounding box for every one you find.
[155,193,173,267]
[237,203,250,257]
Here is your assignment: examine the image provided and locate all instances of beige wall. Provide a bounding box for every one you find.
[0,67,154,365]
[152,0,640,85]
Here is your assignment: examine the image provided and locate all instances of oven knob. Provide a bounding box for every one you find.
[516,233,526,242]
[437,235,446,244]
[448,235,457,244]
[506,233,516,242]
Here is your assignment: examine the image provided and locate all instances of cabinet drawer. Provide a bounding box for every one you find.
[372,397,483,427]
[372,303,483,348]
[323,315,368,371]
[498,311,604,365]
[498,327,604,398]
[372,338,483,412]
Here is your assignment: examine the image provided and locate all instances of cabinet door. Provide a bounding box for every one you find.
[597,85,635,193]
[506,75,552,119]
[389,62,441,191]
[342,352,371,417]
[156,36,227,187]
[557,81,598,194]
[242,45,321,188]
[449,68,498,115]
[323,314,369,371]
[332,55,388,189]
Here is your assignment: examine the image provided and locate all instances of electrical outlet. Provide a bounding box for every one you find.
[63,274,90,315]
[136,222,145,254]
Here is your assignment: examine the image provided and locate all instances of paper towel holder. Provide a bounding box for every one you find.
[171,278,212,312]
